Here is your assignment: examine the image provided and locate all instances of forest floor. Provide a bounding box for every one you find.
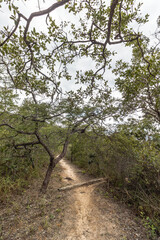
[0,159,149,240]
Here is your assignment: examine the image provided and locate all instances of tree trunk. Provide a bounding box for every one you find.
[40,158,55,194]
[40,137,69,193]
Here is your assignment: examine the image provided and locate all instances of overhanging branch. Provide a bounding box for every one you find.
[24,0,70,45]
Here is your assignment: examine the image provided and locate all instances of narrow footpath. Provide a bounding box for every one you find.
[56,159,148,240]
[0,159,149,240]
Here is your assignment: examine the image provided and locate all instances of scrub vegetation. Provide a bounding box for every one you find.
[0,0,160,238]
[67,121,160,237]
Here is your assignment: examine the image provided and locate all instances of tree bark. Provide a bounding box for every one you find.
[40,158,55,194]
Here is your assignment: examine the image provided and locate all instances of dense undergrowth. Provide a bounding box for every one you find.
[0,146,48,202]
[67,128,160,239]
[0,123,63,201]
[1,118,160,239]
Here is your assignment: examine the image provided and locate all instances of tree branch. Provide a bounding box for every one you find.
[137,38,155,77]
[24,0,70,45]
[0,123,36,135]
[35,131,55,159]
[14,141,40,149]
[55,136,69,164]
[0,13,23,47]
[106,0,119,45]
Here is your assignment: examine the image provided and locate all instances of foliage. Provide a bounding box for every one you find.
[0,144,47,201]
[67,132,103,176]
[113,23,160,124]
[0,0,159,199]
[68,124,160,237]
[68,129,140,179]
[0,3,159,236]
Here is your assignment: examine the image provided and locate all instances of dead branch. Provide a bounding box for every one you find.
[58,177,107,191]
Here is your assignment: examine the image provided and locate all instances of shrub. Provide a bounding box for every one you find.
[68,130,160,237]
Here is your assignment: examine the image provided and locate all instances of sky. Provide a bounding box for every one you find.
[0,0,160,95]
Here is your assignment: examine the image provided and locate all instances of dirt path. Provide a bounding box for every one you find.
[0,160,149,240]
[57,159,148,240]
[60,159,118,240]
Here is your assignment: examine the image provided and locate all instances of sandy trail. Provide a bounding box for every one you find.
[59,159,125,240]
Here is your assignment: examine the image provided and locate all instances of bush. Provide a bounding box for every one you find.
[0,142,48,201]
[68,130,160,237]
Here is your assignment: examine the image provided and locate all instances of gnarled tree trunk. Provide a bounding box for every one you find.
[39,135,69,193]
[40,158,55,194]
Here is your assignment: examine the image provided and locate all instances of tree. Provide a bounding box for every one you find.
[0,82,114,192]
[114,19,160,124]
[0,0,148,89]
[0,0,149,192]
